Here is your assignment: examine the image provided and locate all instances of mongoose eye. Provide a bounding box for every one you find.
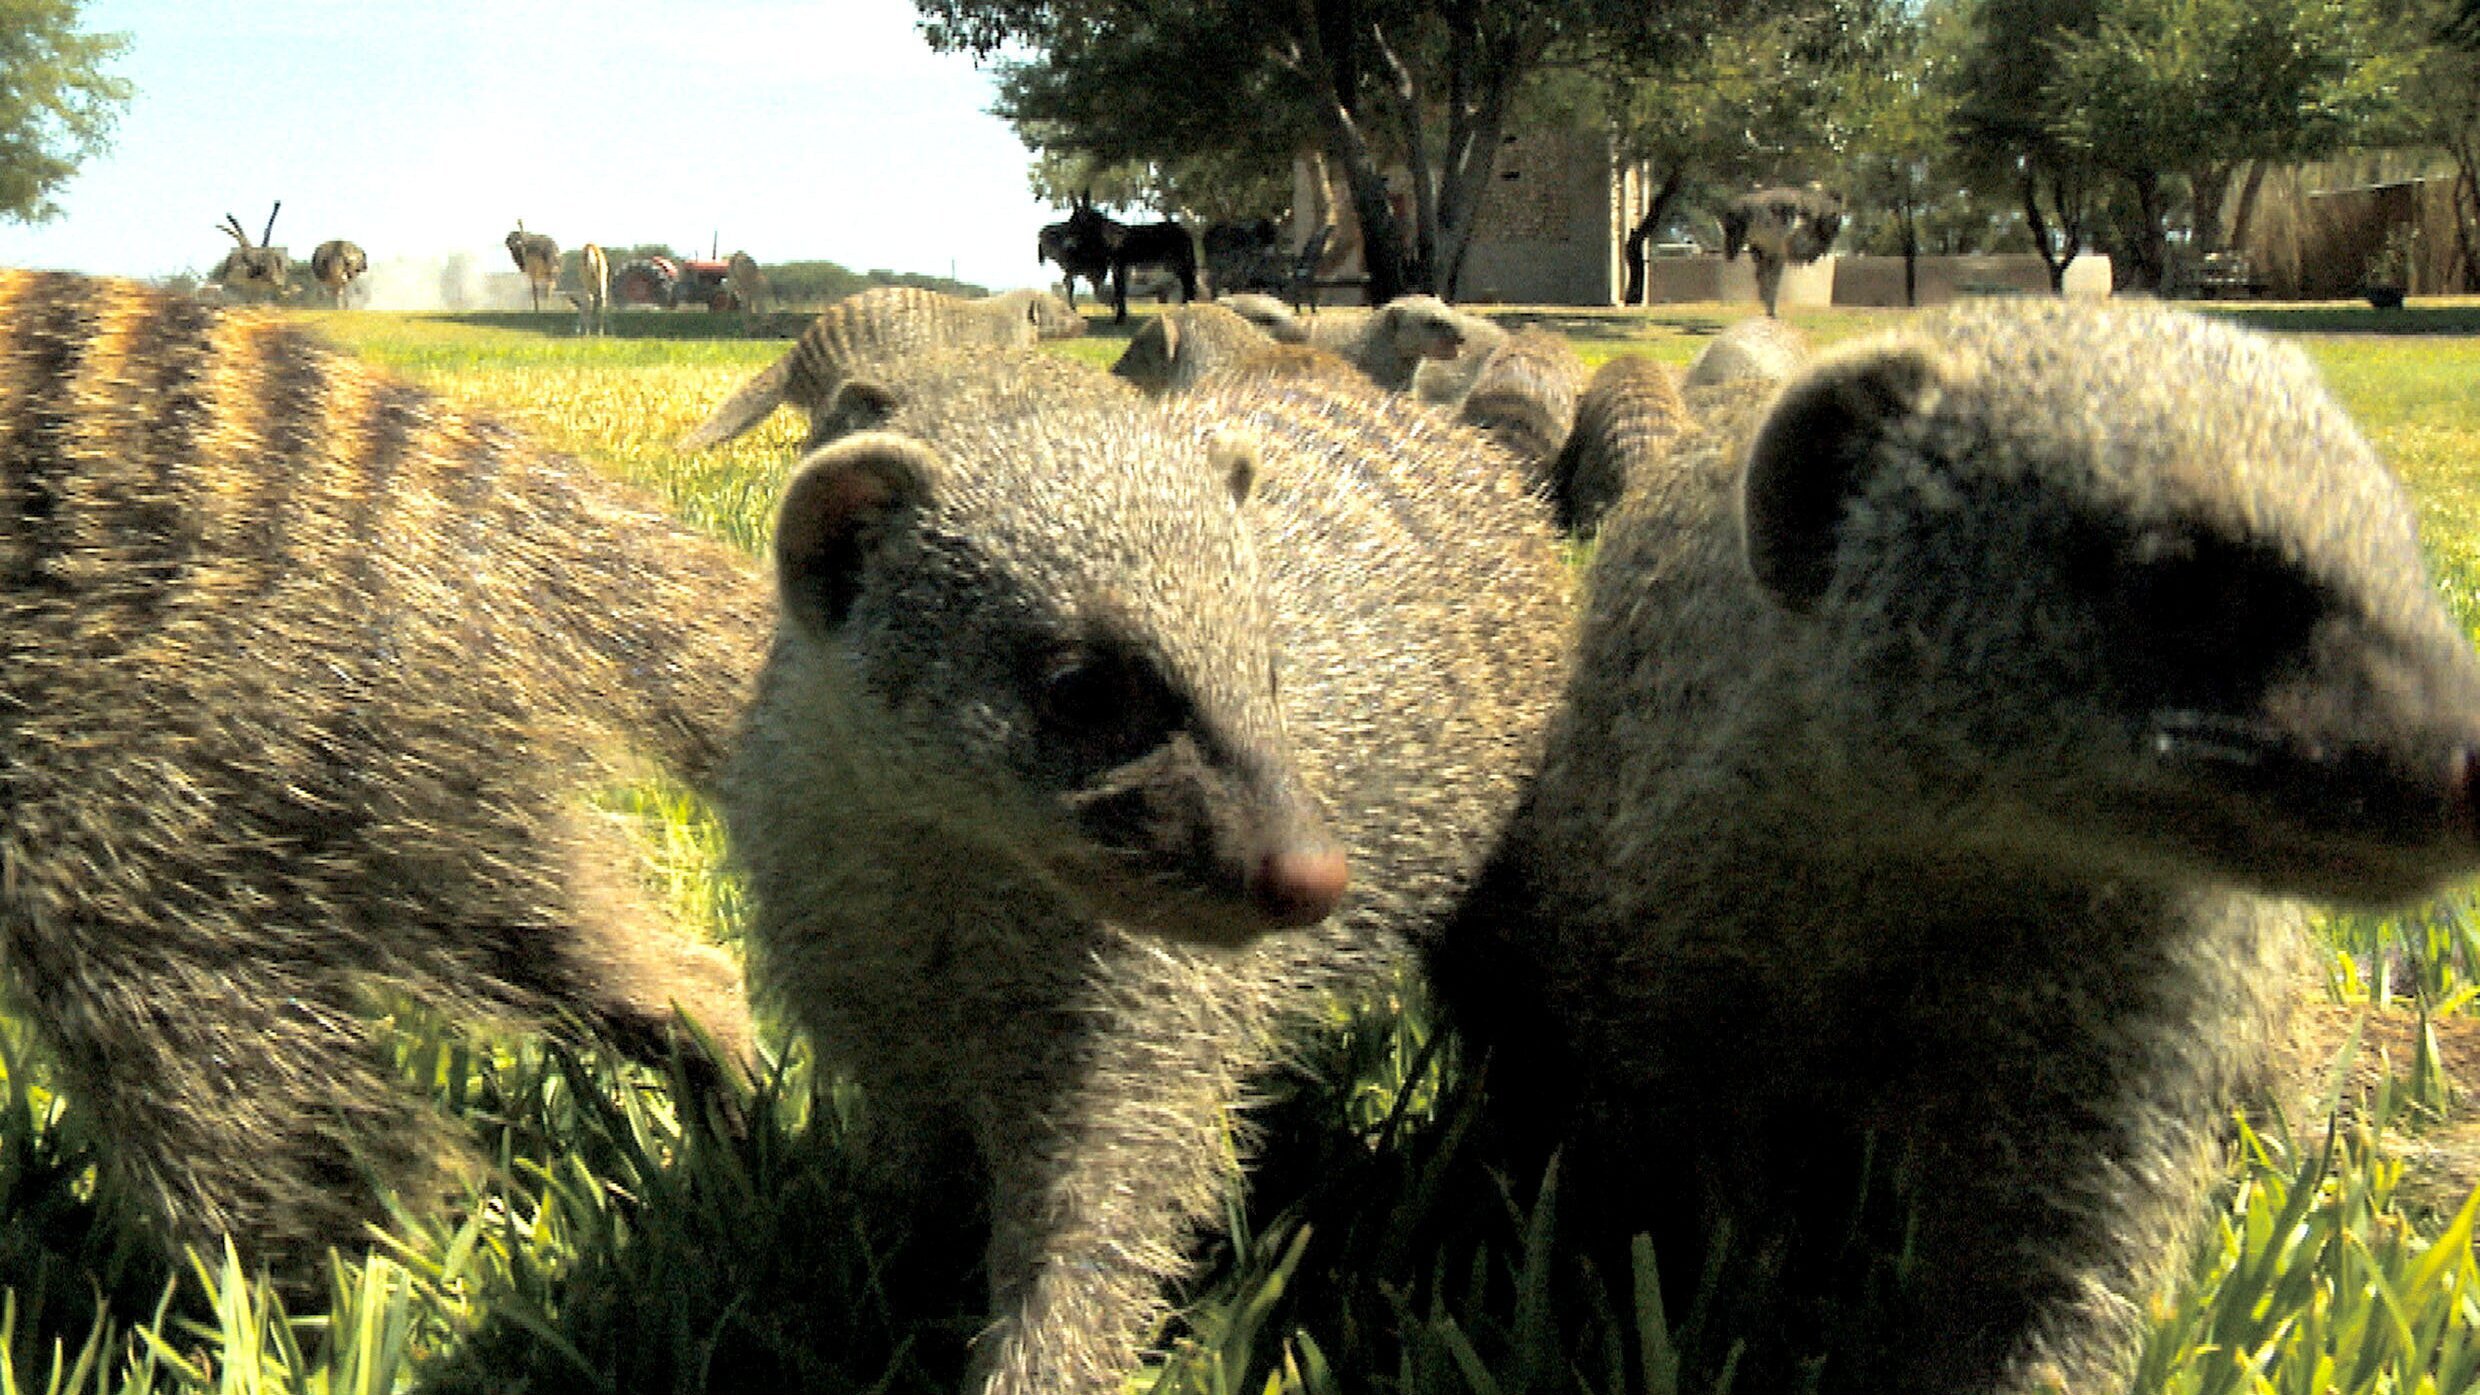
[1031,644,1181,765]
[2100,530,2324,709]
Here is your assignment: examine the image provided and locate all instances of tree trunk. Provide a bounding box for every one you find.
[2117,170,2169,292]
[1429,12,1535,300]
[1900,192,1919,307]
[2013,166,2073,290]
[2225,160,2271,254]
[1290,0,1412,303]
[2189,161,2235,253]
[2447,132,2480,292]
[1621,166,1690,306]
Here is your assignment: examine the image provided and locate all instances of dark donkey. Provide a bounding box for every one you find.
[1037,192,1198,324]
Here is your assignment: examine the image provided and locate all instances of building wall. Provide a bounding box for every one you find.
[1458,128,1621,305]
[1830,254,2113,305]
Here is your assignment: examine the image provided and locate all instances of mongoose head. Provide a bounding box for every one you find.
[1736,299,2480,907]
[985,287,1089,340]
[766,351,1349,943]
[1113,305,1278,394]
[1378,295,1484,363]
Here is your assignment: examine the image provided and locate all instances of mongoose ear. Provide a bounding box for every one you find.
[818,378,902,440]
[774,432,940,632]
[1207,428,1261,503]
[1739,343,1944,612]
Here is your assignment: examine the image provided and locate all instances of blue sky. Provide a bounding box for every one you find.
[0,0,1055,298]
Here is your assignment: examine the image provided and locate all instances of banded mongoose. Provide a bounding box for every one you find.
[725,347,1572,1395]
[1110,301,1278,393]
[1442,328,1588,484]
[1681,312,1811,388]
[1219,291,1308,342]
[1546,352,1690,535]
[1434,298,2480,1393]
[1302,294,1503,393]
[0,270,768,1280]
[675,285,1086,451]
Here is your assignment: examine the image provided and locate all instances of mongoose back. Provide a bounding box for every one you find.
[1303,294,1503,392]
[1547,352,1691,534]
[1109,301,1277,393]
[725,347,1571,1395]
[1681,310,1811,388]
[676,285,1086,450]
[1442,328,1588,483]
[0,270,767,1278]
[1436,298,2480,1393]
[1219,292,1308,342]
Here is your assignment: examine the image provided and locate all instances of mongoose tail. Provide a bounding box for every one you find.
[676,350,794,450]
[678,286,1077,453]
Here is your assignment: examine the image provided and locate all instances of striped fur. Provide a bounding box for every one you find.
[1306,294,1503,393]
[1109,301,1277,393]
[676,285,1087,451]
[0,271,768,1277]
[1451,328,1588,484]
[1550,353,1692,534]
[730,347,1571,1395]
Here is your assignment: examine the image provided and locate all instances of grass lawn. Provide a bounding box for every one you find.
[5,300,2480,1393]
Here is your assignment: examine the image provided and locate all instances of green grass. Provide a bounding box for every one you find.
[6,304,2480,1393]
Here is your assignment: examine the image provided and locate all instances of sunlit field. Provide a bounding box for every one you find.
[6,300,2480,1393]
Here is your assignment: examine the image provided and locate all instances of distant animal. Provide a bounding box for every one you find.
[1200,218,1284,296]
[1109,301,1278,394]
[568,241,609,336]
[1434,298,2480,1394]
[504,222,560,312]
[1046,192,1200,324]
[675,285,1084,452]
[0,270,768,1283]
[1037,211,1114,308]
[725,346,1572,1395]
[1720,184,1844,317]
[725,249,771,317]
[209,203,290,301]
[1547,354,1690,535]
[307,238,366,309]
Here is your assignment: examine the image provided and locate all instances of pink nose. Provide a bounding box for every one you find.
[1250,848,1350,927]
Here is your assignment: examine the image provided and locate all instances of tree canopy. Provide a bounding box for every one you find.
[0,0,132,224]
[917,0,1777,301]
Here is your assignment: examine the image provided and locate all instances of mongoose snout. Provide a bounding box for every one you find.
[1249,846,1351,927]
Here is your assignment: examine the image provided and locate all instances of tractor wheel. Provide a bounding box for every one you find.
[612,264,668,307]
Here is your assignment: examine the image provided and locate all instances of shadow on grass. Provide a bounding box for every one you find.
[431,310,816,342]
[2184,302,2480,336]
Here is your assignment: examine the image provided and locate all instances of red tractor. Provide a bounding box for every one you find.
[610,255,741,311]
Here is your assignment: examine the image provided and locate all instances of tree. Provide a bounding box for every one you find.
[1951,0,2108,290]
[918,0,1772,302]
[1570,6,1853,305]
[1833,0,1972,303]
[0,0,132,224]
[2045,0,2399,289]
